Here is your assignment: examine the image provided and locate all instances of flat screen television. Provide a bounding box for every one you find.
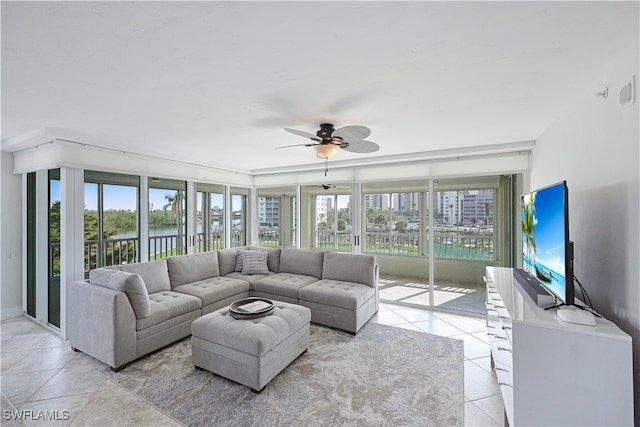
[515,181,574,307]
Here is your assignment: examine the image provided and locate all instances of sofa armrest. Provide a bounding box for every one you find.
[68,280,137,370]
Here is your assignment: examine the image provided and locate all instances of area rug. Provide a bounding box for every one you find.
[107,322,464,426]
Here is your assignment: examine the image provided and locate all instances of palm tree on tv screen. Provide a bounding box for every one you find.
[522,192,537,270]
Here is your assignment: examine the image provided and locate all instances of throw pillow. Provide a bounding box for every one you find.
[235,250,246,272]
[89,268,151,319]
[241,250,270,275]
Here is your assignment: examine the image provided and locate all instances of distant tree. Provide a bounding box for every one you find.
[394,220,407,233]
[374,214,387,229]
[163,193,178,216]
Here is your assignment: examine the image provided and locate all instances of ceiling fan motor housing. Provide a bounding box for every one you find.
[317,123,336,141]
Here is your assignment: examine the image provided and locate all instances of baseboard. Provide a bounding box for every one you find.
[1,306,23,320]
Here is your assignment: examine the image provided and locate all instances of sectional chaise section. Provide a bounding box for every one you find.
[68,247,378,371]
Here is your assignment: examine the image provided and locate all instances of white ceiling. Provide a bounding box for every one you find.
[2,1,638,174]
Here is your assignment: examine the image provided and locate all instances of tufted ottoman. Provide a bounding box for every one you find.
[190,300,311,392]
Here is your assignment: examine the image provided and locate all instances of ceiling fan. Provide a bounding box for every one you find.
[277,123,379,176]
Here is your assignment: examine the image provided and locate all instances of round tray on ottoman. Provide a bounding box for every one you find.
[229,297,275,319]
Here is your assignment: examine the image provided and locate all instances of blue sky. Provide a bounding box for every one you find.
[83,184,175,211]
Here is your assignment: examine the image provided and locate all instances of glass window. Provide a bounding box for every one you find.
[315,194,352,252]
[258,196,280,246]
[149,179,186,259]
[26,173,36,317]
[196,184,225,252]
[84,171,139,272]
[432,189,494,260]
[48,169,61,327]
[258,187,297,247]
[365,192,419,254]
[230,190,247,247]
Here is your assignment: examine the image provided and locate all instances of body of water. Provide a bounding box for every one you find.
[112,226,190,255]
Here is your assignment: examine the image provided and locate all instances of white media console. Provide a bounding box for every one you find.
[484,266,633,426]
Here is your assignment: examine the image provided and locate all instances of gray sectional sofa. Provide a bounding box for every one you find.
[68,247,378,371]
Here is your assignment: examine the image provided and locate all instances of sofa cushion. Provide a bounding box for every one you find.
[225,271,272,284]
[322,252,376,287]
[241,250,269,275]
[136,290,202,331]
[166,252,220,288]
[278,248,324,279]
[112,259,171,294]
[89,268,150,319]
[252,273,319,300]
[246,246,281,273]
[298,279,376,310]
[173,276,250,307]
[217,248,239,276]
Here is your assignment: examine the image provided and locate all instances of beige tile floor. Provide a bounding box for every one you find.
[1,306,504,426]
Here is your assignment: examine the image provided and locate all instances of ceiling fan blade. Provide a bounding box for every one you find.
[334,125,371,141]
[275,143,318,149]
[284,128,321,141]
[341,139,380,153]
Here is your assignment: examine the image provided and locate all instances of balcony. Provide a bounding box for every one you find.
[366,230,493,259]
[378,275,486,316]
[315,228,492,316]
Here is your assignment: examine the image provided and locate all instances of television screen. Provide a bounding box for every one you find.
[521,181,573,305]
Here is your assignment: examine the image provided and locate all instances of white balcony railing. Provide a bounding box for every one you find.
[314,229,493,260]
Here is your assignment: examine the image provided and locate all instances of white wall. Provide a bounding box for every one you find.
[532,41,639,423]
[1,152,23,319]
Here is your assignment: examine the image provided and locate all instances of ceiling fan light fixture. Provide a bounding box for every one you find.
[314,144,339,159]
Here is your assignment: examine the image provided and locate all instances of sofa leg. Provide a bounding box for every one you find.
[111,365,126,373]
[70,346,79,352]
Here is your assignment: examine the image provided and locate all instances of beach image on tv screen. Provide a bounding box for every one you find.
[522,183,566,300]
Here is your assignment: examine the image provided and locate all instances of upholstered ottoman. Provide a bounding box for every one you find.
[191,300,311,392]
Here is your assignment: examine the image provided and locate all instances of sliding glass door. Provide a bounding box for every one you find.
[24,169,62,328]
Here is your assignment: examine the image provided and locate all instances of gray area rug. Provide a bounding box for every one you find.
[108,322,464,426]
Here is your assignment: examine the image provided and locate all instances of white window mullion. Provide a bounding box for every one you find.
[139,177,149,261]
[60,167,84,339]
[186,181,196,254]
[224,185,231,248]
[428,179,435,307]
